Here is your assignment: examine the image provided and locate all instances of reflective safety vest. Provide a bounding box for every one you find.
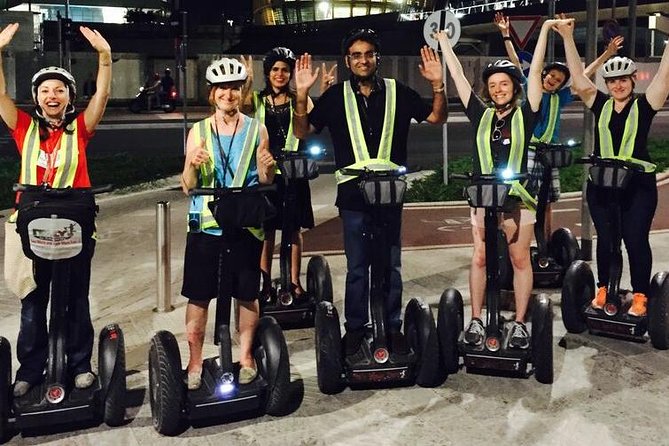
[189,116,263,239]
[253,91,299,153]
[335,78,399,184]
[531,93,558,144]
[476,107,537,211]
[598,98,656,173]
[20,119,79,187]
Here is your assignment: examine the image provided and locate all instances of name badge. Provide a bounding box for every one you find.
[37,150,60,169]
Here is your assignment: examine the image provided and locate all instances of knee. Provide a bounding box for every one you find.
[509,249,531,270]
[471,250,486,269]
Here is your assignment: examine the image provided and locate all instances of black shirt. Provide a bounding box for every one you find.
[257,95,305,157]
[465,92,538,177]
[309,76,431,210]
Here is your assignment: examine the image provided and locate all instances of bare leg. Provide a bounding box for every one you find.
[469,225,487,319]
[504,219,534,322]
[290,230,305,293]
[237,299,259,368]
[260,230,276,290]
[185,299,209,373]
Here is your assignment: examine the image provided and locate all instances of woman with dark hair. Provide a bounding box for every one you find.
[0,23,112,397]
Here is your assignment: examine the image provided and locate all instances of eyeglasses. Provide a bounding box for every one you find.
[347,51,377,62]
[492,118,505,142]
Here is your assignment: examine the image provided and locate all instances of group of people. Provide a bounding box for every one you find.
[1,12,669,400]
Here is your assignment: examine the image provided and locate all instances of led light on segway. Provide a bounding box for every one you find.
[218,372,236,396]
[485,336,500,352]
[46,385,65,404]
[604,303,618,316]
[278,291,293,306]
[373,348,389,363]
[308,144,322,156]
[500,168,513,180]
[538,257,550,268]
[397,166,407,174]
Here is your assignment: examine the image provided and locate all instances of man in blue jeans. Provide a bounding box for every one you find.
[293,28,447,355]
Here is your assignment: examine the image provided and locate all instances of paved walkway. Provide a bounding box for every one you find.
[1,174,668,445]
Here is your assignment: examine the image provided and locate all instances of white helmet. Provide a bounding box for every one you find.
[601,56,637,79]
[31,66,76,103]
[206,57,247,85]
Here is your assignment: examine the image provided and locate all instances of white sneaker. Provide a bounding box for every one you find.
[13,380,31,397]
[74,372,96,389]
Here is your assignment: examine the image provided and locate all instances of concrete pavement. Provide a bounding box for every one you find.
[0,173,669,445]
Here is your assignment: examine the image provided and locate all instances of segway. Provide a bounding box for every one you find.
[149,184,292,436]
[260,151,333,328]
[561,156,669,349]
[438,172,554,384]
[314,167,442,394]
[0,184,125,440]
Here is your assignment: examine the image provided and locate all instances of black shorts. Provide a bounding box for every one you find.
[181,230,262,302]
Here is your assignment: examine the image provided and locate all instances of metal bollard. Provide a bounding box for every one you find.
[155,201,174,312]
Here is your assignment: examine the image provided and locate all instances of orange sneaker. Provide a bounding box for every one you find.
[591,286,607,309]
[628,293,648,317]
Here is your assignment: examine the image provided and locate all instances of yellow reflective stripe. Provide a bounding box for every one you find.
[247,227,265,241]
[532,93,558,143]
[508,180,537,212]
[52,121,78,188]
[192,118,216,230]
[378,79,396,160]
[21,120,40,184]
[253,91,265,123]
[507,109,524,173]
[598,99,615,158]
[343,80,370,163]
[476,109,495,174]
[232,118,259,187]
[620,100,638,159]
[283,99,299,152]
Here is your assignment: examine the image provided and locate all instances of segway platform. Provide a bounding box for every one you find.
[530,247,564,288]
[344,332,416,385]
[459,324,530,376]
[261,294,316,329]
[584,294,648,342]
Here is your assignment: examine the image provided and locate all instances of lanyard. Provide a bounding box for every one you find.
[213,116,239,185]
[41,132,63,185]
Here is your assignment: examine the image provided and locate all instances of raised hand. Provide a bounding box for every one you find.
[79,26,110,54]
[240,55,254,81]
[0,23,19,50]
[418,45,443,87]
[494,12,510,36]
[320,62,337,94]
[551,16,575,38]
[294,53,320,93]
[605,35,624,57]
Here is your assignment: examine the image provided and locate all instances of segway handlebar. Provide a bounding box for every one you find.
[574,155,645,172]
[449,171,528,182]
[529,140,581,151]
[188,183,277,196]
[13,183,114,195]
[338,166,408,179]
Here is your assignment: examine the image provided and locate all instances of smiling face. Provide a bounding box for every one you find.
[36,79,69,119]
[209,81,243,113]
[605,75,635,102]
[268,61,291,91]
[344,39,378,79]
[487,72,516,107]
[542,68,566,93]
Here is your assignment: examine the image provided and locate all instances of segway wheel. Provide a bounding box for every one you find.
[550,228,580,267]
[0,337,11,443]
[98,324,126,426]
[404,298,443,387]
[561,260,594,333]
[254,316,291,416]
[307,256,333,303]
[148,331,184,436]
[437,288,463,375]
[648,271,669,350]
[314,301,344,394]
[531,294,554,384]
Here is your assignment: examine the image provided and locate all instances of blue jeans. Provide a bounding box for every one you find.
[16,242,95,384]
[339,208,403,332]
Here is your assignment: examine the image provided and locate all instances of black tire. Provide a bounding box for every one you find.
[148,331,184,436]
[0,337,10,444]
[404,298,444,387]
[550,227,580,268]
[98,325,126,427]
[307,256,333,303]
[437,288,463,375]
[314,301,344,394]
[561,260,593,334]
[129,99,142,114]
[497,230,514,290]
[531,294,554,384]
[648,271,669,350]
[255,316,291,416]
[164,102,176,113]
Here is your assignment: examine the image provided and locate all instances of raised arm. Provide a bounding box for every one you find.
[495,13,521,69]
[645,40,669,110]
[0,23,19,130]
[583,35,623,79]
[418,45,447,124]
[436,30,472,108]
[553,18,597,107]
[527,19,555,112]
[81,26,111,133]
[293,53,320,139]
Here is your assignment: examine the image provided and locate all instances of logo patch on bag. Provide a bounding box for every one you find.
[27,217,83,259]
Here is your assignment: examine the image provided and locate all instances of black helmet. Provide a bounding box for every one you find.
[341,28,381,56]
[263,47,296,77]
[542,62,570,87]
[482,59,523,85]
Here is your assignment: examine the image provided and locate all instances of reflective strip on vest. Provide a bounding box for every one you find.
[20,119,79,187]
[253,91,299,152]
[531,93,558,143]
[598,98,656,173]
[476,107,537,211]
[337,78,398,184]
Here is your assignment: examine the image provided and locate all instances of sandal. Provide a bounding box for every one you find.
[185,369,202,390]
[239,361,258,385]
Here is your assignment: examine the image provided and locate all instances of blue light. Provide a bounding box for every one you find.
[308,145,322,156]
[501,168,513,180]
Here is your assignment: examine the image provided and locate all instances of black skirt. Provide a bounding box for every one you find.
[263,174,315,232]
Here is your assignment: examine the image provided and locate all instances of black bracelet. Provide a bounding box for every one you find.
[503,36,512,41]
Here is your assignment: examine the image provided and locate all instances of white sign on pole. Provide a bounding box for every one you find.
[423,9,461,50]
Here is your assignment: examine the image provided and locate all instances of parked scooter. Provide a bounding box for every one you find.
[129,86,177,113]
